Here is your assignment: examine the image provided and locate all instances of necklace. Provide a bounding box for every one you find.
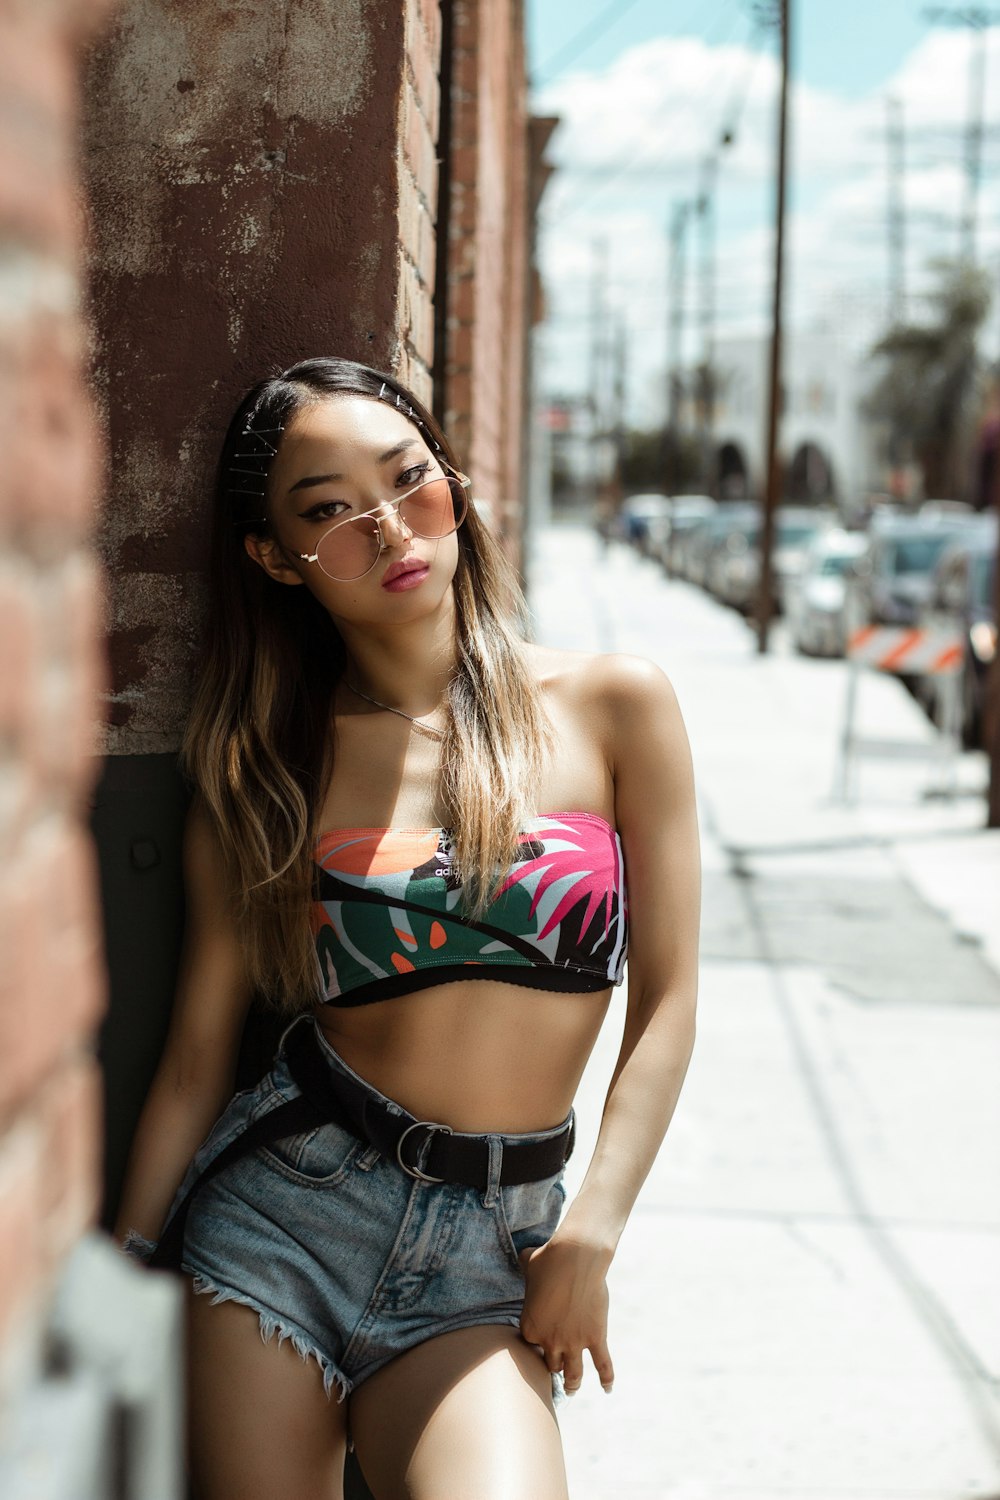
[344,680,445,739]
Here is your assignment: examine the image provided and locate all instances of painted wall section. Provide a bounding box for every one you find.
[82,1,431,755]
[0,0,112,1409]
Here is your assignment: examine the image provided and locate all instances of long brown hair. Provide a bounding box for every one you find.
[182,358,553,1013]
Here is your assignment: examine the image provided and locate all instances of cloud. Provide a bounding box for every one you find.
[533,26,1000,426]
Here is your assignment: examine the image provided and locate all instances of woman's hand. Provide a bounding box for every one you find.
[518,1233,615,1395]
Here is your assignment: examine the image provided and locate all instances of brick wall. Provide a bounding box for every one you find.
[0,0,113,1405]
[442,0,531,560]
[397,0,442,404]
[82,0,428,756]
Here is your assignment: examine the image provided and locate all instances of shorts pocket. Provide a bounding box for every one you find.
[259,1118,364,1188]
[495,1172,567,1272]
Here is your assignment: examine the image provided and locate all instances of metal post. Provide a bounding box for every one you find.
[755,0,790,654]
[665,202,689,497]
[885,96,906,324]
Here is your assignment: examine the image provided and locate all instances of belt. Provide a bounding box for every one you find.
[148,1018,574,1273]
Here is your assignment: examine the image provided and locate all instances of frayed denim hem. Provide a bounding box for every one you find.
[121,1228,158,1264]
[185,1267,351,1404]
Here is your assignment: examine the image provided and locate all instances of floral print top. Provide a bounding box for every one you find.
[311,812,628,1007]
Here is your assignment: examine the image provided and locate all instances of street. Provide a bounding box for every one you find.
[529,524,1000,1500]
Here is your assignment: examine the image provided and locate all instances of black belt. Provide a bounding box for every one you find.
[148,1018,574,1273]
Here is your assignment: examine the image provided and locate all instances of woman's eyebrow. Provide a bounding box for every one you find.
[286,439,421,495]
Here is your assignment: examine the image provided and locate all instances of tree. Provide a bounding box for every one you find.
[866,259,993,499]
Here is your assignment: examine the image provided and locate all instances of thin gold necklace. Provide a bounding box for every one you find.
[344,679,445,739]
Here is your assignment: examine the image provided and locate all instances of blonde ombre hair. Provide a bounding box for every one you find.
[181,358,553,1014]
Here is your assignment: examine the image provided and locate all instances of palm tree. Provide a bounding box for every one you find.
[866,259,993,499]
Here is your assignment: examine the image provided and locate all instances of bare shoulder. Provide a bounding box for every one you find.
[524,641,679,725]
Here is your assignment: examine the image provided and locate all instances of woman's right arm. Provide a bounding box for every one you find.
[113,797,255,1248]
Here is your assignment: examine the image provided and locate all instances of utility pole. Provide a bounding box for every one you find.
[697,156,718,496]
[611,317,627,510]
[665,201,690,496]
[989,305,1000,825]
[923,6,1000,264]
[588,237,608,515]
[755,0,790,655]
[885,95,906,325]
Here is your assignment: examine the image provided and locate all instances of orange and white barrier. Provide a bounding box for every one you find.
[846,625,964,676]
[836,620,966,802]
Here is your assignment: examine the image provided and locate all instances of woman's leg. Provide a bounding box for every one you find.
[186,1289,349,1500]
[349,1325,569,1500]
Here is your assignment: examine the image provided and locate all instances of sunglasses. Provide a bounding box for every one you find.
[291,466,471,582]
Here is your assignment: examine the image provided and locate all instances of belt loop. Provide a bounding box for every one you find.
[481,1136,503,1209]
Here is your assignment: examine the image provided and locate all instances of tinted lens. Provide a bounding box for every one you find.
[316,513,381,581]
[399,475,468,537]
[313,475,468,581]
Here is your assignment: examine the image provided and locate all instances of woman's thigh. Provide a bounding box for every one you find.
[186,1290,349,1500]
[349,1325,568,1500]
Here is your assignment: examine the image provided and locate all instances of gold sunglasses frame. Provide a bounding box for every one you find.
[292,465,472,582]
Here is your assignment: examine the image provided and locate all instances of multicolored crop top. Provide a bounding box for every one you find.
[311,811,628,1007]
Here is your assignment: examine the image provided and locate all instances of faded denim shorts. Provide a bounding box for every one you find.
[168,1019,569,1402]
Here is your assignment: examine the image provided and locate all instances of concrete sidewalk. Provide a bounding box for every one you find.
[528,525,1000,1500]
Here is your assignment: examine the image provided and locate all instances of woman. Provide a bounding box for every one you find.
[115,357,700,1500]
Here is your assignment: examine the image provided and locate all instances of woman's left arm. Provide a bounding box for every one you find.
[519,653,701,1394]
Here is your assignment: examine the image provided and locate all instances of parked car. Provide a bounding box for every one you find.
[685,503,760,591]
[712,506,835,614]
[919,499,976,521]
[847,513,986,630]
[916,518,997,747]
[620,492,670,549]
[655,494,716,575]
[786,529,869,656]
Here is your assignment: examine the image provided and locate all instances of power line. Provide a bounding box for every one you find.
[922,5,1000,261]
[532,0,646,85]
[543,0,750,221]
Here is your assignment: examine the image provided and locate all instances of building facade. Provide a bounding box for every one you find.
[1,2,551,1491]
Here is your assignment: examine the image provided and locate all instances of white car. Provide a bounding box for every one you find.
[786,529,868,656]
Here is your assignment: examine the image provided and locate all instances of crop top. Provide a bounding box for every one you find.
[311,811,628,1007]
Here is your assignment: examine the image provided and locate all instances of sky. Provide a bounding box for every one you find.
[526,0,1000,426]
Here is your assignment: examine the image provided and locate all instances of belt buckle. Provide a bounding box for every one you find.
[396,1119,454,1183]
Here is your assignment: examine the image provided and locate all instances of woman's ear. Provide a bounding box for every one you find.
[244,532,305,587]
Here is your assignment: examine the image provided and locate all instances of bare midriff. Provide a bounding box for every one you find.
[313,978,613,1134]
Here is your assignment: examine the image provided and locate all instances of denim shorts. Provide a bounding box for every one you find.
[168,1019,569,1403]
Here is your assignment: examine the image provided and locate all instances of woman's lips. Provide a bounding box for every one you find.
[381,563,430,592]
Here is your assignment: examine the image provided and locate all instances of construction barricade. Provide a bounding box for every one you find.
[834,623,965,802]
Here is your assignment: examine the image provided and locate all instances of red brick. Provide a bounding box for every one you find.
[403,81,439,218]
[38,1053,101,1265]
[406,3,441,143]
[0,568,43,769]
[0,1120,44,1349]
[0,836,73,1117]
[6,319,102,543]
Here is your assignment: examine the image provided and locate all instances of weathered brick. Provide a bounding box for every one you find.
[406,1,441,144]
[0,849,63,1117]
[0,1119,45,1351]
[0,566,43,768]
[0,16,80,255]
[403,79,439,219]
[7,319,103,544]
[38,1053,101,1266]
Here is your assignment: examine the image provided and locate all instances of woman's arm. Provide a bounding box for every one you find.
[113,798,255,1248]
[519,653,701,1391]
